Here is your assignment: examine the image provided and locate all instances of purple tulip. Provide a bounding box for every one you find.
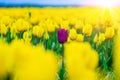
[57,28,68,44]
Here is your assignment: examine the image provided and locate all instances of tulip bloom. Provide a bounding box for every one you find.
[57,29,68,44]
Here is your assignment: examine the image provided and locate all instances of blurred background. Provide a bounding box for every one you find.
[0,0,119,7]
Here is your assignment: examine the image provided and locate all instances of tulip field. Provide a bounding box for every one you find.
[0,7,120,80]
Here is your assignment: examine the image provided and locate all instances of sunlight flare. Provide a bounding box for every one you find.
[99,0,117,8]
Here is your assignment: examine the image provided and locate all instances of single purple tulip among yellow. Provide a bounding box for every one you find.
[57,28,68,44]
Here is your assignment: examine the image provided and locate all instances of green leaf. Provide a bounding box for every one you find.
[16,32,24,39]
[30,35,40,46]
[58,62,66,80]
[6,29,13,43]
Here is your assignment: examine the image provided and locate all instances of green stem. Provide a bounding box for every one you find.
[59,44,65,80]
[106,40,109,59]
[45,40,48,49]
[62,44,64,68]
[104,39,109,71]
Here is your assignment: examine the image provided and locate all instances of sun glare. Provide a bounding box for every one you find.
[100,0,117,8]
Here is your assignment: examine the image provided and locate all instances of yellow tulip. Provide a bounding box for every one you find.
[98,33,105,45]
[83,24,93,36]
[29,16,39,25]
[11,42,59,80]
[0,16,14,26]
[32,25,44,38]
[0,23,8,35]
[93,34,99,43]
[60,21,70,30]
[69,28,77,40]
[113,28,120,79]
[105,27,115,39]
[0,42,14,77]
[23,31,32,43]
[64,41,98,80]
[13,18,31,33]
[67,37,72,43]
[76,34,84,42]
[74,21,84,30]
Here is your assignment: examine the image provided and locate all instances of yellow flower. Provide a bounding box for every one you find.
[0,16,14,26]
[67,37,72,43]
[0,42,14,77]
[86,49,99,70]
[23,31,32,43]
[32,25,44,38]
[12,42,59,80]
[74,21,84,30]
[64,41,98,80]
[113,28,120,79]
[76,34,84,42]
[54,23,59,29]
[105,27,115,39]
[83,24,93,36]
[69,28,77,40]
[89,18,99,30]
[47,24,55,33]
[113,22,120,31]
[60,21,70,30]
[13,18,31,33]
[98,33,105,45]
[29,16,39,25]
[0,23,8,35]
[10,25,17,39]
[93,34,99,43]
[44,20,56,33]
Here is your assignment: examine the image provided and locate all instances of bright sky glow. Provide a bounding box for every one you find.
[0,0,119,6]
[99,0,118,8]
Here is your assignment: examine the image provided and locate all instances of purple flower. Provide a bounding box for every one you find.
[57,28,68,44]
